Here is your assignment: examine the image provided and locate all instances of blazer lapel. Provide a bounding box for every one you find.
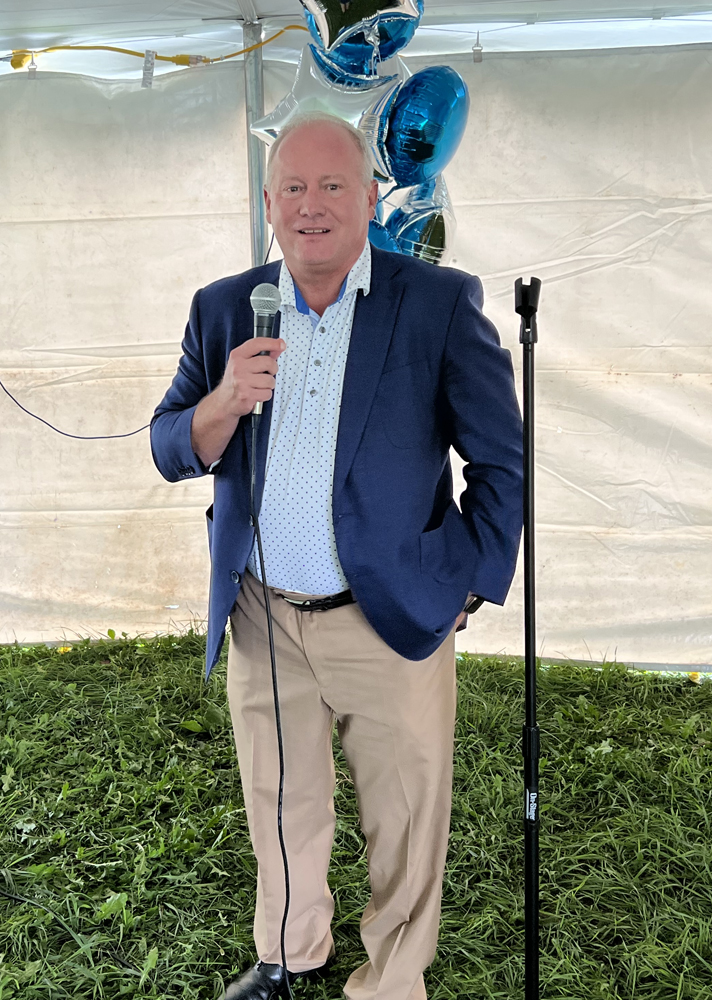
[333,247,404,502]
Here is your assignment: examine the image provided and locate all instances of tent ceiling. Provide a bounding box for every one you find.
[2,2,712,74]
[2,0,712,35]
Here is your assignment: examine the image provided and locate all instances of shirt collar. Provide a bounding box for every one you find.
[279,240,372,317]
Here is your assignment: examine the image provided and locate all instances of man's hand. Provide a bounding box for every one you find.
[191,338,286,467]
[455,592,479,633]
[215,338,286,418]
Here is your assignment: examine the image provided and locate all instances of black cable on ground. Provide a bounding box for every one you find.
[0,883,141,975]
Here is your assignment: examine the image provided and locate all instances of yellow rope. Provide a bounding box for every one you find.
[10,24,308,71]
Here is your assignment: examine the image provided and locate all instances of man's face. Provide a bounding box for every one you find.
[264,122,378,277]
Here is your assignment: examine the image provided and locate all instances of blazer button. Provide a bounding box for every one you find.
[231,570,241,584]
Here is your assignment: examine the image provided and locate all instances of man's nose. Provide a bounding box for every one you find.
[299,188,326,217]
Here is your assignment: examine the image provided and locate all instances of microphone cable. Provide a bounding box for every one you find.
[249,410,294,1000]
[0,377,149,439]
[0,231,276,442]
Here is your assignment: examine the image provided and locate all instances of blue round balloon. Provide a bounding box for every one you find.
[368,219,402,253]
[385,66,469,188]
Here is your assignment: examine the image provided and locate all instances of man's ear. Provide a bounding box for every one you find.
[263,185,272,224]
[368,178,379,218]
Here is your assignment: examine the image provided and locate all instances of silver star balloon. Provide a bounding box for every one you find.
[251,45,407,180]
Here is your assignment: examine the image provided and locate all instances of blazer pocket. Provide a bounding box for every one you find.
[419,502,470,584]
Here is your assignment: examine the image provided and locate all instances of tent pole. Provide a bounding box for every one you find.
[243,19,268,267]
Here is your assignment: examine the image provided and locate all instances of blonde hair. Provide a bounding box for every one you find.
[265,111,374,189]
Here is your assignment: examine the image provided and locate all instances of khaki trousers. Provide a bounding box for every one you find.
[226,571,457,1000]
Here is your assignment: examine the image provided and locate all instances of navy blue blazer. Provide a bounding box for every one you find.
[151,245,523,678]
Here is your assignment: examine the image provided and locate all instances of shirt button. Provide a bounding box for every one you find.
[314,359,322,366]
[231,570,241,584]
[309,389,317,396]
[319,326,326,333]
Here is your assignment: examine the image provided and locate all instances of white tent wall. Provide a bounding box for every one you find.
[0,48,710,665]
[0,63,255,642]
[438,47,712,667]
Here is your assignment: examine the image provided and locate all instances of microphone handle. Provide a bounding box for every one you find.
[252,311,277,416]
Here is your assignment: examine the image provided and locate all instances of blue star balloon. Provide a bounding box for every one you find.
[300,0,423,76]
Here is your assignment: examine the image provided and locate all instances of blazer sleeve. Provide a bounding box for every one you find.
[150,288,212,483]
[441,273,523,604]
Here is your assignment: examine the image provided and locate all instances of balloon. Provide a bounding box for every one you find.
[368,219,402,253]
[384,177,456,265]
[300,0,423,70]
[251,1,470,265]
[311,43,402,88]
[251,45,405,181]
[385,66,469,188]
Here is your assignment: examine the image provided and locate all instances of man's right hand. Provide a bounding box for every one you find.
[214,337,286,418]
[191,337,286,468]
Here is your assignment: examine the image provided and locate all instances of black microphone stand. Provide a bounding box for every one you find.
[515,276,542,1000]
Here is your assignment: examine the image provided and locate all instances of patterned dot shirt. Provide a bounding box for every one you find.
[246,240,371,595]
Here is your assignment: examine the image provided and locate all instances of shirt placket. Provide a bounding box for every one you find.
[306,308,334,406]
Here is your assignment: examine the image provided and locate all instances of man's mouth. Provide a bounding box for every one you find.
[298,228,330,234]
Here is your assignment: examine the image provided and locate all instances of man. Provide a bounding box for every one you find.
[151,112,522,1000]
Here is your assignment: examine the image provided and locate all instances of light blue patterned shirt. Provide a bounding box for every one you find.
[247,241,371,594]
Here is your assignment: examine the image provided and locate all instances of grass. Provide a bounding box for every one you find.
[0,633,710,999]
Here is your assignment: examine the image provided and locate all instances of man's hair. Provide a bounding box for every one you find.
[265,111,374,189]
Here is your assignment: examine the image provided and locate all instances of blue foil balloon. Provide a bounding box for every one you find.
[385,178,455,264]
[368,219,402,253]
[302,0,423,74]
[318,15,422,76]
[310,44,399,90]
[385,66,469,188]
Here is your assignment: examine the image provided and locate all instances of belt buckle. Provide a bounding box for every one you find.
[282,591,350,612]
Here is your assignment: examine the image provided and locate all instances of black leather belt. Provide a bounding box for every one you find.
[281,589,354,612]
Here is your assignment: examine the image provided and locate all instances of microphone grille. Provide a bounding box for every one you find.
[250,282,281,316]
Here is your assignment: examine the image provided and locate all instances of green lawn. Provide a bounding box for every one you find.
[0,634,710,999]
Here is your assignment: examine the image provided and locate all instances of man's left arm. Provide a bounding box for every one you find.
[441,273,524,607]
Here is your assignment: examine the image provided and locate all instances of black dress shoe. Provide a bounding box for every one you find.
[220,960,326,1000]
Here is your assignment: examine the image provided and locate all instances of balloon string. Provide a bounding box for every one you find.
[9,25,309,70]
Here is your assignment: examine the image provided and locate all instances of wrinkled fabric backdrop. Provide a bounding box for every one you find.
[1,47,710,666]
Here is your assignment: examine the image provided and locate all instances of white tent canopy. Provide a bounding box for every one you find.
[1,2,711,668]
[4,1,712,77]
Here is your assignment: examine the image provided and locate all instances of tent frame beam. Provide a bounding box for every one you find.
[242,14,268,268]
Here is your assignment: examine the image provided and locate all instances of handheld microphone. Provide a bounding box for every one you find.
[250,283,282,417]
